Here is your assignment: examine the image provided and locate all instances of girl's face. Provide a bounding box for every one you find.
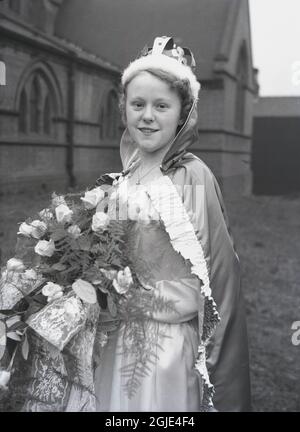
[125,72,182,159]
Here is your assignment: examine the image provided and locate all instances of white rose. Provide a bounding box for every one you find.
[1,269,8,281]
[17,222,33,237]
[112,266,133,295]
[0,370,11,390]
[30,220,47,239]
[72,279,97,304]
[42,282,63,302]
[34,239,55,257]
[39,208,53,221]
[6,258,25,272]
[52,194,66,207]
[92,212,110,232]
[48,292,63,302]
[24,269,38,280]
[55,204,73,224]
[81,187,105,210]
[64,297,81,320]
[67,224,81,238]
[100,268,118,280]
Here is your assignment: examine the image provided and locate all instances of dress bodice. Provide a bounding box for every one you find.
[117,176,196,287]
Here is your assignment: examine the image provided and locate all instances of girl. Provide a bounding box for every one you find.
[94,36,251,412]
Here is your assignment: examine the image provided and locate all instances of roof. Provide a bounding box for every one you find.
[55,0,242,80]
[0,9,120,74]
[254,97,300,118]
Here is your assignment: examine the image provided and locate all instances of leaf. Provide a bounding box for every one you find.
[0,309,17,316]
[21,333,29,360]
[51,229,66,241]
[51,263,67,271]
[72,279,97,304]
[0,321,6,360]
[107,295,118,318]
[6,315,21,328]
[77,236,92,251]
[7,320,27,332]
[7,331,22,341]
[90,244,101,254]
[31,294,47,305]
[25,302,44,319]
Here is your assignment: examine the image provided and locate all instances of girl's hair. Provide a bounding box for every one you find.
[119,68,194,126]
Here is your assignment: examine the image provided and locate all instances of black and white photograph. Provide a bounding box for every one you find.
[0,0,299,415]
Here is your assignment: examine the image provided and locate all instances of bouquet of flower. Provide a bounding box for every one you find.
[0,178,127,383]
[0,174,176,404]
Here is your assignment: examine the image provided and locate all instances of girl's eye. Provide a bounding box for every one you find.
[157,103,168,110]
[131,101,144,109]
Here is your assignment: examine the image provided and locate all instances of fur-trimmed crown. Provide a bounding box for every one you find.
[121,36,201,100]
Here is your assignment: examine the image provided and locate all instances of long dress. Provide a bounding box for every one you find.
[94,177,205,411]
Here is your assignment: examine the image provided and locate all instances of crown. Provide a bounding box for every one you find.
[122,36,200,100]
[138,36,196,71]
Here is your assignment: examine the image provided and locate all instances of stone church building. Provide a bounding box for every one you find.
[0,0,256,197]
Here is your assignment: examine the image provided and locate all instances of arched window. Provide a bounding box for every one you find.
[19,89,27,133]
[99,89,121,140]
[234,44,248,132]
[99,107,105,140]
[18,69,57,137]
[43,93,52,135]
[30,76,40,132]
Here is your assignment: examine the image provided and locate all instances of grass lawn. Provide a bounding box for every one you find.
[226,193,300,412]
[1,190,300,411]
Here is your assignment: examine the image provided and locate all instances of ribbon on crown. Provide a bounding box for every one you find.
[139,36,196,71]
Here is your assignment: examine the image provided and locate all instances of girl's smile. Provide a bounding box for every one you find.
[138,127,159,136]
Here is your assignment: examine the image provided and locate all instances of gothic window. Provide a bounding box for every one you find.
[30,76,40,132]
[234,44,248,133]
[43,93,52,135]
[18,70,56,136]
[19,89,27,133]
[99,107,105,140]
[99,89,121,140]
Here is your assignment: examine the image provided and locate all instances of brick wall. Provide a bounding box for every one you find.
[0,36,120,195]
